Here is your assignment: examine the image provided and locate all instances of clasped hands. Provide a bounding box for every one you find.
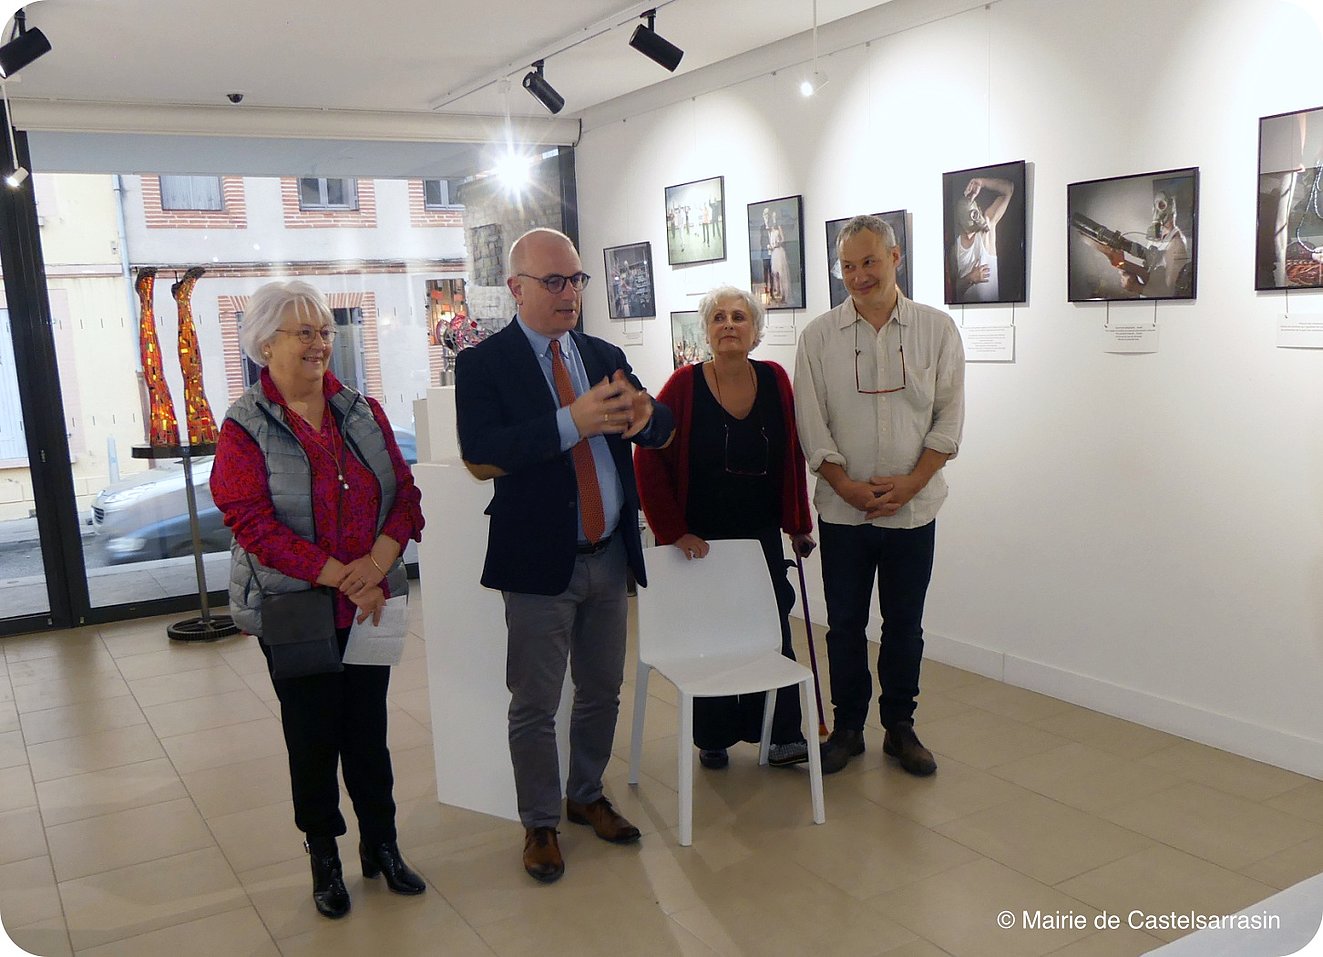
[569,370,654,440]
[328,555,387,625]
[840,474,925,519]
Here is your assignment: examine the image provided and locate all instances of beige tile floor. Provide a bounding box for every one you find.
[0,583,1321,956]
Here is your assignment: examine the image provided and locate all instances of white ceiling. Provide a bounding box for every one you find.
[7,0,986,178]
[11,0,890,118]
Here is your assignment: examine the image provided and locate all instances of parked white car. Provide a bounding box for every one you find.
[91,429,417,564]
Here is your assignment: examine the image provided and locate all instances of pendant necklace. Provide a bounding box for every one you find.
[710,359,756,415]
[290,405,349,491]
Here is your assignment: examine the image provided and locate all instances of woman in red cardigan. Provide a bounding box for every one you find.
[635,285,815,769]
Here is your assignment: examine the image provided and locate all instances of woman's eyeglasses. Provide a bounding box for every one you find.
[854,323,906,395]
[518,272,592,293]
[724,422,769,476]
[277,326,337,345]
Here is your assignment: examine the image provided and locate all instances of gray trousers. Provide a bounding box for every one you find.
[502,535,628,829]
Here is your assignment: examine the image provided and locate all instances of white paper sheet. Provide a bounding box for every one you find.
[341,595,409,666]
[960,324,1015,362]
[1101,323,1158,354]
[763,315,796,345]
[1278,313,1323,349]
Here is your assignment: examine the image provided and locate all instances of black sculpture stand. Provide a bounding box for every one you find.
[131,443,239,642]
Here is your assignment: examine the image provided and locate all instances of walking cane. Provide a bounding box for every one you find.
[793,553,830,741]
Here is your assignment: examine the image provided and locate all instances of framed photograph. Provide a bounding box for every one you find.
[602,242,656,320]
[747,195,806,310]
[1256,105,1323,289]
[1067,167,1199,302]
[826,210,911,308]
[664,176,725,266]
[943,160,1028,305]
[670,311,710,369]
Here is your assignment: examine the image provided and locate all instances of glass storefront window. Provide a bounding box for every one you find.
[0,150,570,623]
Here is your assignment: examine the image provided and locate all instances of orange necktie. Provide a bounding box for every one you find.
[550,339,605,543]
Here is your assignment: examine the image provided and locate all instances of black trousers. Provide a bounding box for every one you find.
[262,626,397,843]
[819,520,936,732]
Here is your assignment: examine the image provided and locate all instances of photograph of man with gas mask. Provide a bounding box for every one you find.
[1256,105,1323,290]
[1067,167,1199,302]
[943,160,1028,305]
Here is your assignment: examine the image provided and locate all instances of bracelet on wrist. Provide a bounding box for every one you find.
[369,555,387,577]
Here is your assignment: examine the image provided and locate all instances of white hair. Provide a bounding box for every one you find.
[697,285,766,348]
[239,280,333,366]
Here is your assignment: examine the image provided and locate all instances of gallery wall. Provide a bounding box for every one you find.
[573,0,1323,775]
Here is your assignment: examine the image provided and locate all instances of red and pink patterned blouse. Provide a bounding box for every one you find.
[211,369,424,629]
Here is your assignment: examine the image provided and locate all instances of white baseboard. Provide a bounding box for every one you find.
[921,631,1323,779]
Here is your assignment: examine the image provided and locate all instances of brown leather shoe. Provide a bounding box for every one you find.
[565,796,641,844]
[883,721,937,776]
[522,827,564,883]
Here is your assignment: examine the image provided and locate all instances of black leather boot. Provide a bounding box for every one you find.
[305,837,350,918]
[359,839,426,895]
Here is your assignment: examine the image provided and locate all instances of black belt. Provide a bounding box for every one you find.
[576,535,613,555]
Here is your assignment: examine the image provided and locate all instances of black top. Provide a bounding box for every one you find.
[685,361,785,540]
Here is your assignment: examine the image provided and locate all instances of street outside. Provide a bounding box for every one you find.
[0,516,224,583]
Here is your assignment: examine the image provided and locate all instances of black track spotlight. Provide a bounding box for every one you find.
[629,9,683,72]
[0,10,50,80]
[522,60,564,115]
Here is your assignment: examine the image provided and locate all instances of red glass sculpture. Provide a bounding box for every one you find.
[135,267,180,447]
[172,266,219,446]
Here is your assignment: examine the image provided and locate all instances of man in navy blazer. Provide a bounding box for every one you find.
[455,228,674,884]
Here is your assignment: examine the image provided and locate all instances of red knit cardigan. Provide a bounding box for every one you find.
[635,360,813,546]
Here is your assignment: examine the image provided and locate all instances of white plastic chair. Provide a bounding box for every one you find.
[628,539,825,846]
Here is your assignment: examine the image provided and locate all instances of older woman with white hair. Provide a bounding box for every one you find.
[635,285,815,770]
[210,280,425,919]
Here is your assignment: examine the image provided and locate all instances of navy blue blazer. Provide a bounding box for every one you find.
[454,320,675,596]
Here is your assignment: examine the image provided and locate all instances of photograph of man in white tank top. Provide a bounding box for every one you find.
[949,176,1014,303]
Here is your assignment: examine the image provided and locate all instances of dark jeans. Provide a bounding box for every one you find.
[819,520,936,732]
[262,626,397,843]
[692,528,804,749]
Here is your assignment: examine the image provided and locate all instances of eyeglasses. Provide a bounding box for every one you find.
[517,272,591,293]
[277,326,337,345]
[723,422,769,476]
[854,322,906,395]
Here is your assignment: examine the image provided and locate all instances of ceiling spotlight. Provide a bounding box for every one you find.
[629,9,683,72]
[0,77,24,189]
[0,10,51,79]
[522,60,564,115]
[802,0,825,99]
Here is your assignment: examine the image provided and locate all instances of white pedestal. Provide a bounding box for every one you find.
[416,387,459,465]
[415,458,570,822]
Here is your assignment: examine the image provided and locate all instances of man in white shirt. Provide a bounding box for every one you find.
[794,215,965,776]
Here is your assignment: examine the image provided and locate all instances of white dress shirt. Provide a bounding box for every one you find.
[794,294,965,529]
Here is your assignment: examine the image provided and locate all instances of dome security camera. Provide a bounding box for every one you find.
[226,92,244,104]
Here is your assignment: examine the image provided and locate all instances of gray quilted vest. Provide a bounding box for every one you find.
[224,381,408,637]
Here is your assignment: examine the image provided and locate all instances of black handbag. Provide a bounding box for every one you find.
[248,557,341,679]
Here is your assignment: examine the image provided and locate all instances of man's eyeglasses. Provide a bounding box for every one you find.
[854,323,906,395]
[277,326,337,345]
[518,272,591,293]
